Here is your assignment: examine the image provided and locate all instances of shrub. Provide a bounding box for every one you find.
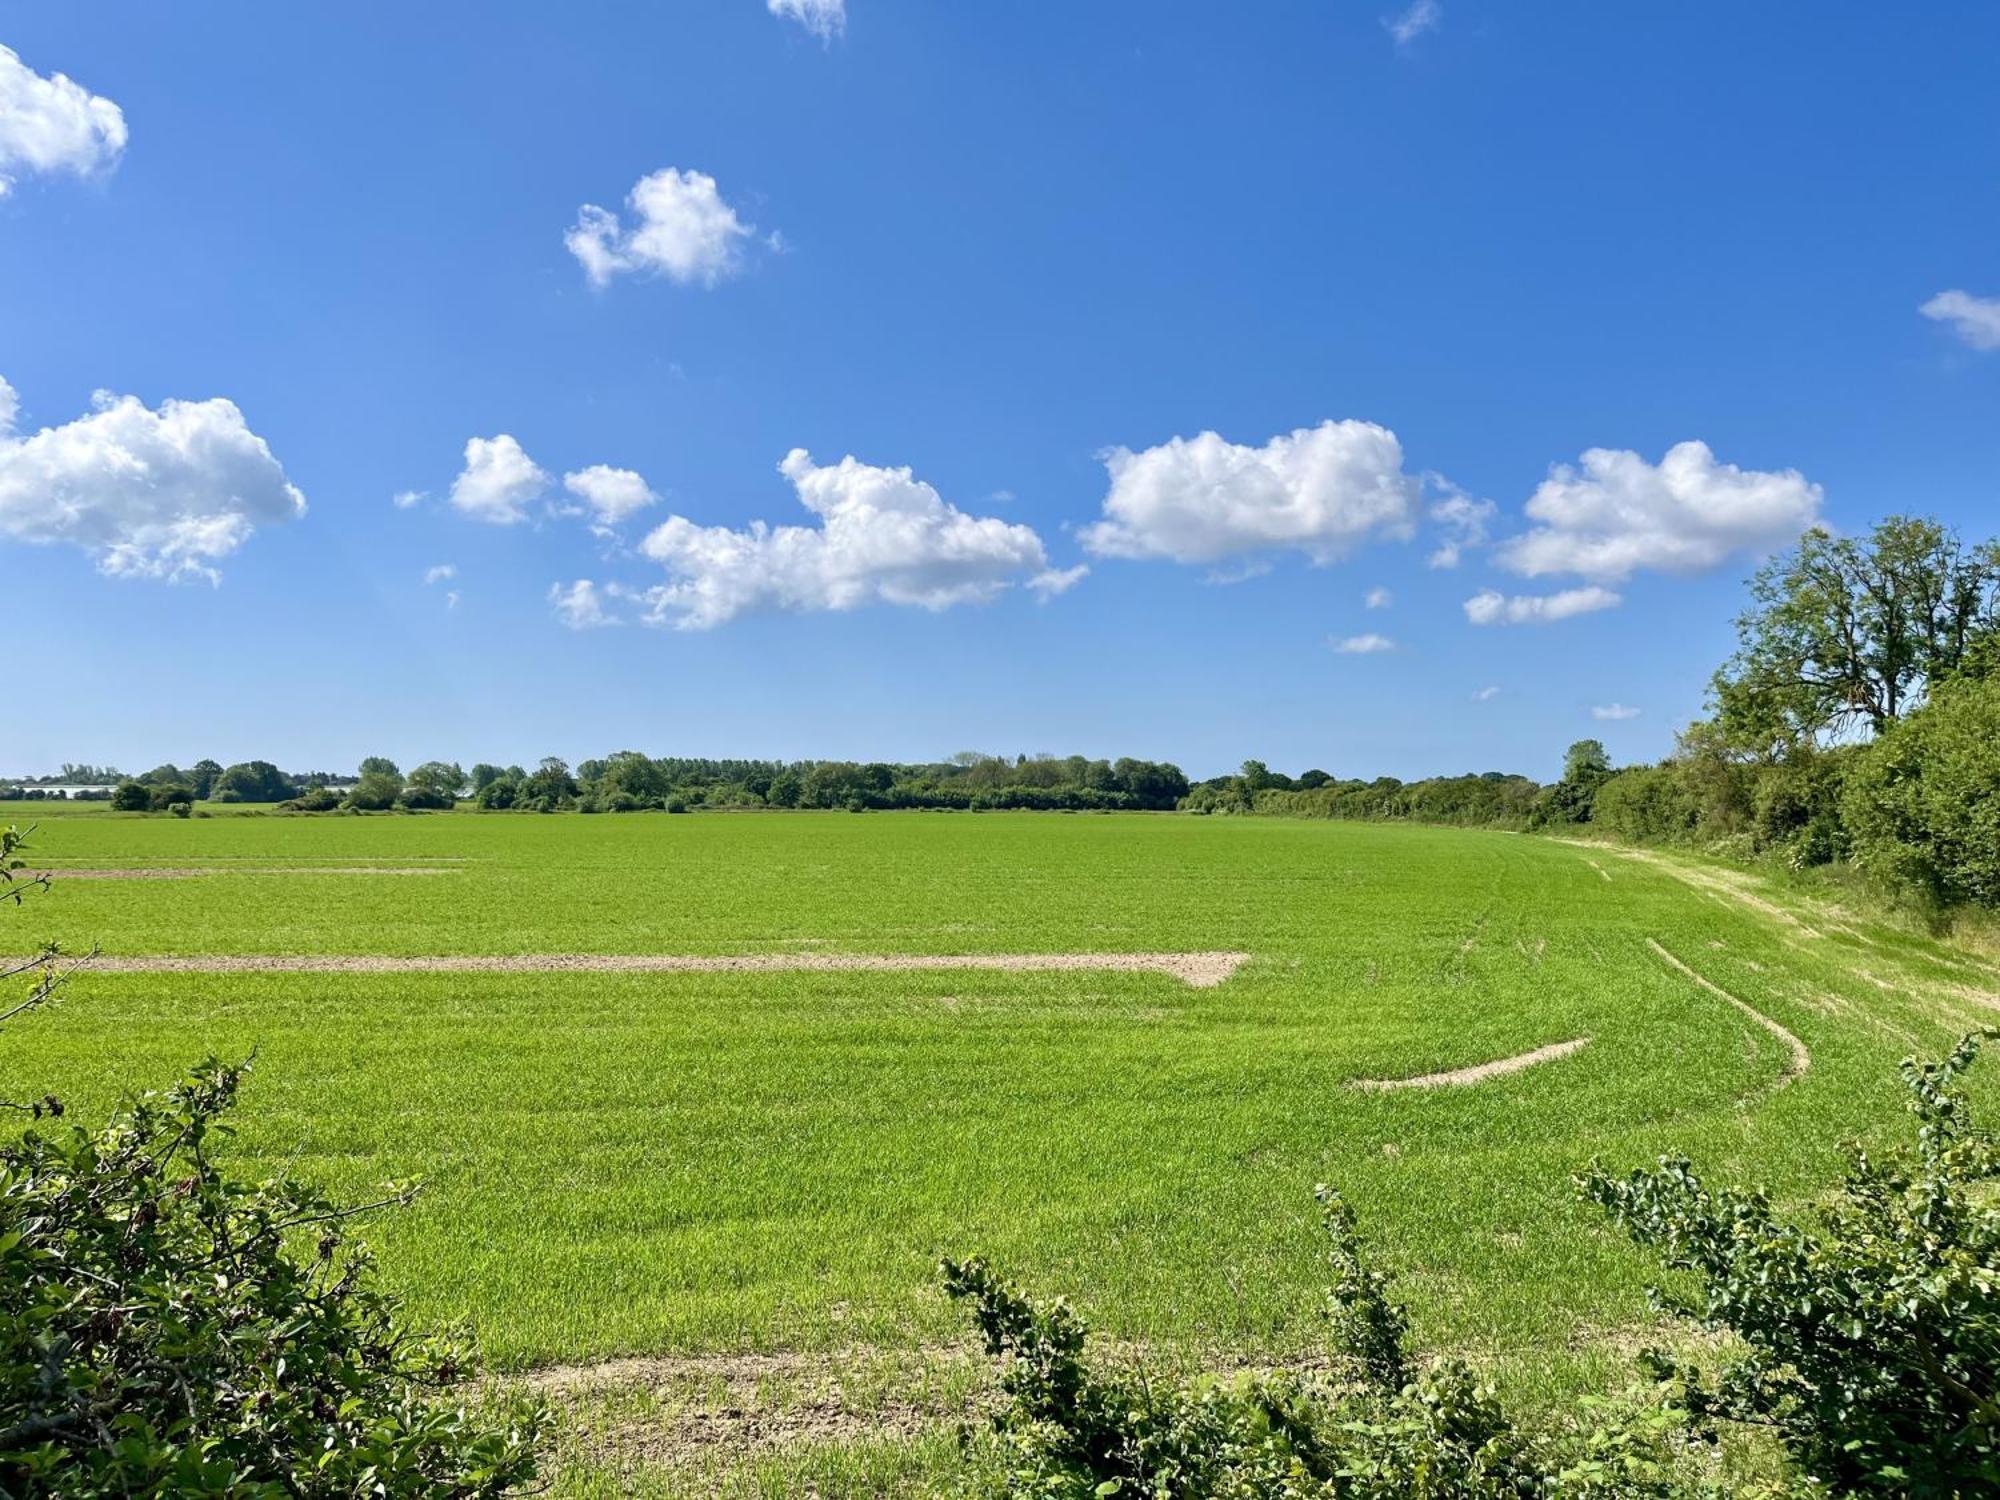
[399,785,455,810]
[946,1186,1697,1497]
[0,1059,547,1496]
[954,1032,2000,1497]
[0,831,548,1496]
[145,782,194,812]
[1583,1028,2000,1494]
[108,781,150,812]
[1591,765,1699,845]
[166,801,191,819]
[281,786,343,813]
[1843,675,2000,906]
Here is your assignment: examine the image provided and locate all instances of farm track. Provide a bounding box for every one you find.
[1646,937,1812,1087]
[1351,1036,1591,1090]
[18,866,458,879]
[54,949,1253,987]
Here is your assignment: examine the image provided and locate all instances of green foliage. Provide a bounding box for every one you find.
[1583,1029,2000,1494]
[1716,517,2000,750]
[1843,675,2000,906]
[1589,766,1699,846]
[212,761,299,804]
[407,761,470,803]
[344,769,406,811]
[0,1057,547,1497]
[108,781,150,812]
[945,1184,1700,1498]
[0,831,545,1495]
[1529,742,1616,829]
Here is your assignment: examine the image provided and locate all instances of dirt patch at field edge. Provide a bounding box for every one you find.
[1647,938,1811,1087]
[65,950,1252,988]
[1350,1037,1590,1091]
[23,867,459,879]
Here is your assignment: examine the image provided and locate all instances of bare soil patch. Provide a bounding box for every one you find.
[1351,1037,1590,1091]
[25,866,457,880]
[69,949,1252,987]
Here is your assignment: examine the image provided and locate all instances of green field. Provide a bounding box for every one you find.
[5,807,1995,1493]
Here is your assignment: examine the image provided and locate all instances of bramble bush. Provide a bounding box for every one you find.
[952,1029,2000,1497]
[0,828,547,1497]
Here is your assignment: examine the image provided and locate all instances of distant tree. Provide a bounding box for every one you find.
[343,770,404,812]
[136,763,184,787]
[1297,768,1332,789]
[357,755,402,780]
[474,775,519,810]
[405,761,468,802]
[595,751,667,806]
[109,781,151,812]
[766,770,803,808]
[1716,516,2000,752]
[1564,739,1611,780]
[519,758,577,812]
[469,762,505,793]
[1237,759,1276,795]
[1532,740,1614,827]
[188,759,222,800]
[59,764,122,784]
[212,761,299,804]
[146,783,195,812]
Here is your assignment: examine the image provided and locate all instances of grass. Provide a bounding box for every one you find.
[5,807,1997,1492]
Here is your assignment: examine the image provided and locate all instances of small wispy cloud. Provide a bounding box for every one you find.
[1592,703,1642,721]
[1385,0,1441,48]
[1471,685,1501,702]
[1364,586,1392,609]
[768,0,844,43]
[392,489,427,510]
[1331,632,1397,654]
[445,589,460,611]
[1464,586,1622,625]
[549,578,618,629]
[1920,289,2000,351]
[1028,564,1088,601]
[423,563,456,586]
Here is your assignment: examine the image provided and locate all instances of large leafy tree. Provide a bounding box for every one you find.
[1715,516,2000,751]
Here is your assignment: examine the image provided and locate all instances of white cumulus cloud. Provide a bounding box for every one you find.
[768,0,845,42]
[549,578,617,629]
[566,168,758,288]
[634,448,1053,630]
[1364,585,1392,609]
[0,44,127,197]
[563,464,658,526]
[1921,289,2000,352]
[449,434,547,525]
[1592,703,1642,721]
[1331,632,1396,654]
[1464,586,1622,625]
[0,375,304,583]
[1498,441,1821,581]
[1081,420,1421,567]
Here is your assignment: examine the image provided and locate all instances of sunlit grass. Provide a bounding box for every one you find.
[4,809,1994,1491]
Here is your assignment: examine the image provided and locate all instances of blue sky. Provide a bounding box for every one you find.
[3,2,1996,781]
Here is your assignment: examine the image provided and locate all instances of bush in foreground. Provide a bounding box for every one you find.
[952,1031,2000,1496]
[0,832,546,1496]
